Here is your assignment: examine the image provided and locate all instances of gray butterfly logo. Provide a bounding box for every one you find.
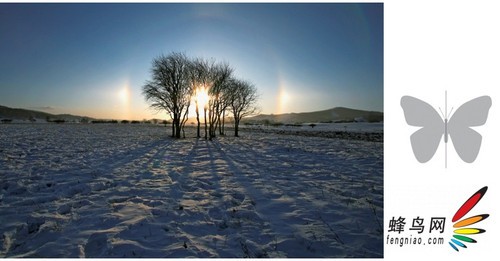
[401,92,492,167]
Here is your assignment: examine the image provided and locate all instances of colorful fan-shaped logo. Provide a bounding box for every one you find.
[449,186,489,252]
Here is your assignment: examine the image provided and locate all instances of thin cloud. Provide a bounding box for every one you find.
[30,106,56,111]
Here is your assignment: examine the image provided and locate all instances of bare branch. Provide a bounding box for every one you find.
[142,52,192,138]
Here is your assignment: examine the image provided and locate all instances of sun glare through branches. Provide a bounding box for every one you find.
[196,86,209,111]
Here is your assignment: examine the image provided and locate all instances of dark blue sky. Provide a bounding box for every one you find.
[0,3,383,120]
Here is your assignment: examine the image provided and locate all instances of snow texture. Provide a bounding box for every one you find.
[0,124,383,257]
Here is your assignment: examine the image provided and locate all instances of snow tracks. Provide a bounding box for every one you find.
[0,125,382,257]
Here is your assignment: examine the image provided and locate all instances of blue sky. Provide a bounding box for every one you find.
[0,3,383,120]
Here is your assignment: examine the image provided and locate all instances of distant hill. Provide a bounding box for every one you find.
[0,105,92,122]
[246,107,383,124]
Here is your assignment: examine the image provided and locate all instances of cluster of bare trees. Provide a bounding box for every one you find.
[142,52,258,139]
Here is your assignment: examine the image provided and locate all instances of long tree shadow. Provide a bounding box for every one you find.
[158,138,277,257]
[211,135,383,257]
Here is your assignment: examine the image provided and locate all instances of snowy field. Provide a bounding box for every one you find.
[240,122,383,142]
[242,122,383,133]
[0,124,383,258]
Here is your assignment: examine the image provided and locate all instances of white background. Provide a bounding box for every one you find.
[385,0,499,259]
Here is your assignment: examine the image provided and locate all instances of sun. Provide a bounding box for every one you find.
[196,86,209,111]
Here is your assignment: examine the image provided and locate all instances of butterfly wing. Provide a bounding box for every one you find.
[401,96,444,163]
[448,96,492,163]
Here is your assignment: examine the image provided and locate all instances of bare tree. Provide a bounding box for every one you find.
[218,79,234,136]
[142,52,192,138]
[188,58,233,140]
[227,79,259,137]
[207,62,233,139]
[188,58,214,139]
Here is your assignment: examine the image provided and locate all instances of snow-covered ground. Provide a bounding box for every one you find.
[240,122,383,142]
[0,124,383,257]
[241,122,383,133]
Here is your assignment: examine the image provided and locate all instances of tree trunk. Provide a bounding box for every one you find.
[175,117,181,138]
[181,105,189,139]
[209,107,216,140]
[234,119,239,137]
[204,107,208,140]
[171,117,175,138]
[196,103,200,138]
[221,110,225,135]
[218,115,221,135]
